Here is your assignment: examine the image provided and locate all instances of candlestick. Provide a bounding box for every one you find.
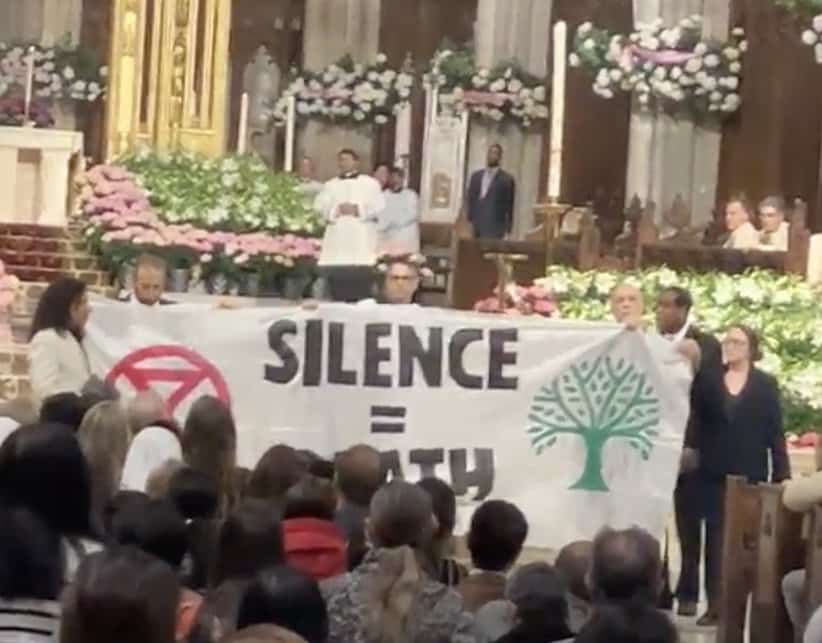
[548,21,567,201]
[284,95,296,172]
[23,47,35,124]
[237,92,249,154]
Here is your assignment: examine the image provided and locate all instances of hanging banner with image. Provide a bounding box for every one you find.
[85,301,690,548]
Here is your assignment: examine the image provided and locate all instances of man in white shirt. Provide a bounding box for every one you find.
[315,149,386,302]
[119,254,174,306]
[758,195,789,252]
[722,198,759,250]
[378,167,420,254]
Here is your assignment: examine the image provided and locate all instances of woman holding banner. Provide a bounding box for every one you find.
[28,277,92,407]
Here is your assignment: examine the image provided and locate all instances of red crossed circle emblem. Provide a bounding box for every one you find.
[106,345,230,413]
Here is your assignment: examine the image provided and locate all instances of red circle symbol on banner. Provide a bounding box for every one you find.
[106,345,231,413]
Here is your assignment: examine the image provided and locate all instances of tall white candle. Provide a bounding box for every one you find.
[237,92,249,154]
[23,47,35,122]
[548,21,567,201]
[284,95,296,172]
[394,101,412,169]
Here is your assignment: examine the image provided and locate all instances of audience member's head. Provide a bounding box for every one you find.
[183,395,237,512]
[504,562,573,643]
[127,389,167,435]
[146,459,186,499]
[60,547,180,643]
[380,259,421,305]
[574,602,678,643]
[0,423,93,538]
[237,565,328,643]
[168,466,219,520]
[655,287,692,336]
[213,500,285,586]
[725,196,752,233]
[225,625,308,643]
[609,284,644,325]
[555,540,594,602]
[416,477,458,563]
[367,480,435,551]
[29,276,89,341]
[248,444,306,505]
[0,397,36,426]
[284,475,336,521]
[589,527,662,605]
[121,425,182,492]
[233,466,253,502]
[39,392,88,431]
[133,253,168,307]
[467,500,528,572]
[77,401,132,523]
[0,503,63,601]
[335,444,385,507]
[110,497,188,570]
[758,195,787,234]
[103,490,151,537]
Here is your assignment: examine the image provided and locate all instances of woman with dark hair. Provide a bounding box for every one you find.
[28,277,92,406]
[195,500,286,641]
[183,395,237,515]
[416,477,467,586]
[0,504,63,642]
[325,480,474,643]
[492,563,573,643]
[60,546,180,643]
[247,444,306,515]
[696,324,790,626]
[237,565,328,643]
[0,423,100,581]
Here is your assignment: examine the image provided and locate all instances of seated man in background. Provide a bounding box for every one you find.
[722,197,759,250]
[119,254,174,306]
[758,196,790,251]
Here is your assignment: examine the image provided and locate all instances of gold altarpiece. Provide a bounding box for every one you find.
[105,0,232,159]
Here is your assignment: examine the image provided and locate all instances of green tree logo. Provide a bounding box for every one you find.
[527,356,661,492]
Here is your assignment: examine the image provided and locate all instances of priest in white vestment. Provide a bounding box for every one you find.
[378,166,420,254]
[314,149,385,302]
[722,198,759,251]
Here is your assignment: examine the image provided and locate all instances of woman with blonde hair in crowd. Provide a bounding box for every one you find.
[182,396,237,515]
[324,480,474,643]
[76,401,131,529]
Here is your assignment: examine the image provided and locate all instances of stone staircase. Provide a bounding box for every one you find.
[0,223,113,400]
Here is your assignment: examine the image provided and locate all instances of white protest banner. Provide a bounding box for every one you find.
[85,301,691,548]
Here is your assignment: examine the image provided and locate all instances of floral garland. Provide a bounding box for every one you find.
[474,283,559,318]
[0,41,106,103]
[570,16,746,117]
[78,160,322,281]
[268,53,414,128]
[424,44,549,128]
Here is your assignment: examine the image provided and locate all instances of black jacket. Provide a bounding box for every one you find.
[466,168,516,239]
[696,366,790,483]
[683,326,723,450]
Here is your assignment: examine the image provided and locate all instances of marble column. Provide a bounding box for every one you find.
[300,0,382,180]
[467,0,552,239]
[625,0,730,231]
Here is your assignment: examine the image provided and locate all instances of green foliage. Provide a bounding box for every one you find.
[538,266,822,434]
[776,0,822,16]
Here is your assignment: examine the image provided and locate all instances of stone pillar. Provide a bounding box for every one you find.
[625,0,730,231]
[300,0,382,180]
[467,0,552,238]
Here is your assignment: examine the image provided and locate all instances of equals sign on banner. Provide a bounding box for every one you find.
[370,406,407,434]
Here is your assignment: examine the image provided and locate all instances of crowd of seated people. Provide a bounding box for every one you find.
[0,387,689,643]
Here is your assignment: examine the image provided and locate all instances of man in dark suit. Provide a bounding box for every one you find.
[465,143,516,239]
[655,286,723,618]
[118,253,175,306]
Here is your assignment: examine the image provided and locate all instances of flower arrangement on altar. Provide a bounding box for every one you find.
[0,259,21,343]
[538,265,822,434]
[569,16,746,117]
[268,53,414,128]
[474,283,559,318]
[800,15,822,62]
[0,41,106,103]
[78,157,323,291]
[424,43,549,129]
[0,96,53,128]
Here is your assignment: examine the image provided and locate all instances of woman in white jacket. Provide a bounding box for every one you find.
[28,277,92,406]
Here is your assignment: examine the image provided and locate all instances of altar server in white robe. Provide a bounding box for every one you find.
[314,148,385,302]
[378,166,420,254]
